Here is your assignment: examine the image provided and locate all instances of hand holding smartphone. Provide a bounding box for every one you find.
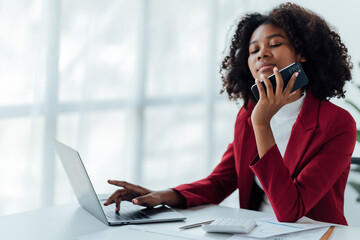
[251,62,309,101]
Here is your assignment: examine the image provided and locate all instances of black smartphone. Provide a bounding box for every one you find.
[251,62,309,101]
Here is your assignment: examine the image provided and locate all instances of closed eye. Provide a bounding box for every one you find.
[270,43,282,48]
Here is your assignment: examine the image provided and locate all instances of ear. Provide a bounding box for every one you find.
[296,53,306,63]
[299,56,306,63]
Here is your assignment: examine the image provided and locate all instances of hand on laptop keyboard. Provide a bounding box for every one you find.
[103,180,186,211]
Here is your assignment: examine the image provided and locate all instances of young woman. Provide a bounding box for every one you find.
[104,3,357,225]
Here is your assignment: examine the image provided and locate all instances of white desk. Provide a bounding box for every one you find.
[1,203,360,239]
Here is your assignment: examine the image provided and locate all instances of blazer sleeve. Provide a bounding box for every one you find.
[250,112,357,222]
[173,142,238,208]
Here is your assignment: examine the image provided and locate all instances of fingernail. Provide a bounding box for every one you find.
[255,79,260,83]
[133,199,138,204]
[295,72,299,77]
[273,67,278,71]
[260,74,264,79]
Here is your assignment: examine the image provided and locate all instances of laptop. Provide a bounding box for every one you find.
[53,140,186,226]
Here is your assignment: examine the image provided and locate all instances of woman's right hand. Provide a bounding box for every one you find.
[103,180,185,212]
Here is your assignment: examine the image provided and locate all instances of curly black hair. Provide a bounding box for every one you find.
[220,2,352,109]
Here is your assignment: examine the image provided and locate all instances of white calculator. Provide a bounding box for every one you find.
[202,218,256,234]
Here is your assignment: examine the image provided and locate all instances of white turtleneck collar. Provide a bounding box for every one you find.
[270,92,306,156]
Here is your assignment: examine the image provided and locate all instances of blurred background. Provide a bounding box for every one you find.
[1,0,360,226]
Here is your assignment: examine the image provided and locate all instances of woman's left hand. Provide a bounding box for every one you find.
[251,67,300,127]
[250,67,301,159]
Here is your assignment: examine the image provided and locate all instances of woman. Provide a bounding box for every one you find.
[104,3,357,225]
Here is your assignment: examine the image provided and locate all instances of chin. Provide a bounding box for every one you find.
[258,72,273,79]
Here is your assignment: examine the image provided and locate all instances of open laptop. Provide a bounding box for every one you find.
[54,140,186,226]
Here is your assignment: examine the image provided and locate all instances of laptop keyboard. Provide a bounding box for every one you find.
[105,210,150,221]
[102,201,150,221]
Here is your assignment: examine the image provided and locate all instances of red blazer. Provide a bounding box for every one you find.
[173,92,357,225]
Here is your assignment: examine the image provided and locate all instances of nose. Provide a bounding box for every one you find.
[257,47,272,60]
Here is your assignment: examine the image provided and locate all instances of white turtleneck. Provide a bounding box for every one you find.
[254,92,306,214]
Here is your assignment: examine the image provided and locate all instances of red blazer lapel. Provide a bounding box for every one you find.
[283,92,320,177]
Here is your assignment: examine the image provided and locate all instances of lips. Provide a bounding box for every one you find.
[257,63,276,72]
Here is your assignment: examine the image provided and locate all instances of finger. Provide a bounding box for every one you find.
[284,72,298,96]
[103,190,120,205]
[107,180,149,195]
[287,89,301,103]
[132,195,160,208]
[115,197,121,212]
[104,189,127,206]
[273,67,283,95]
[255,79,266,100]
[261,74,274,98]
[107,180,132,188]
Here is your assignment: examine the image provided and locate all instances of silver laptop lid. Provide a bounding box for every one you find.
[54,140,108,225]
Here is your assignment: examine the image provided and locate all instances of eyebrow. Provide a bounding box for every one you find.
[249,34,286,46]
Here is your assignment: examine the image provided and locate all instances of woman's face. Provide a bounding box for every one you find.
[247,24,303,80]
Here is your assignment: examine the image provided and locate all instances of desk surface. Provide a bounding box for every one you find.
[1,203,360,240]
